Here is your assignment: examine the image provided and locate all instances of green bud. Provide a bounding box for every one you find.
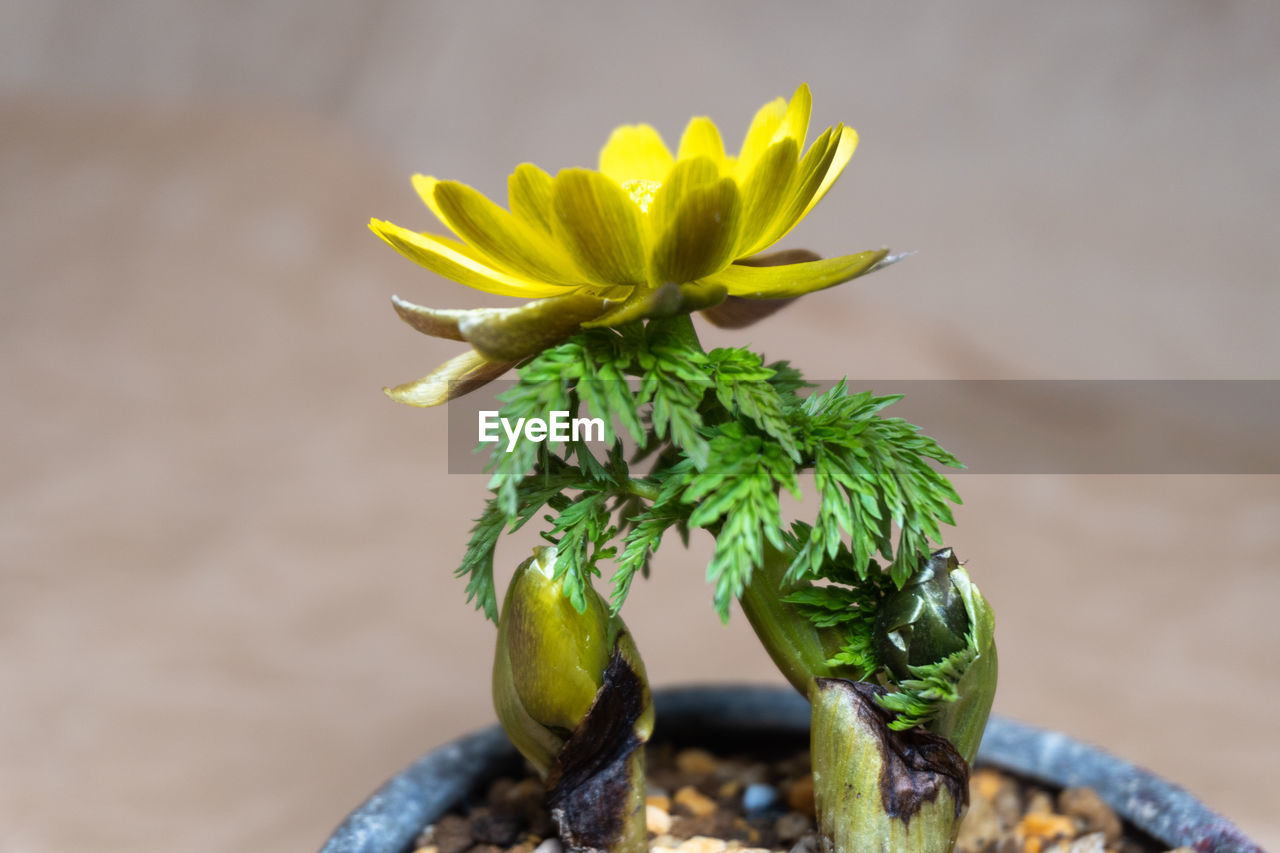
[492,546,652,853]
[811,678,969,853]
[492,616,562,775]
[502,546,614,734]
[876,548,970,681]
[872,549,998,765]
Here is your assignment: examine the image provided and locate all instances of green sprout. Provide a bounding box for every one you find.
[377,85,998,853]
[494,546,652,853]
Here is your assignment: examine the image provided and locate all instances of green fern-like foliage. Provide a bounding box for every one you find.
[457,313,969,726]
[876,645,979,731]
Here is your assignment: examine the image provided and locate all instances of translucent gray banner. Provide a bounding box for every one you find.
[445,380,1280,474]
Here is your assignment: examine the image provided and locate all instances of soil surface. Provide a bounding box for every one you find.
[413,743,1193,853]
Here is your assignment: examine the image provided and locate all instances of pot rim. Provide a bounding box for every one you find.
[320,684,1263,853]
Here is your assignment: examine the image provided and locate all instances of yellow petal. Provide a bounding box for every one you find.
[735,95,787,177]
[390,294,468,341]
[698,248,820,329]
[369,219,562,298]
[648,156,720,239]
[798,124,858,221]
[551,169,648,287]
[411,174,450,225]
[508,163,557,237]
[456,292,612,362]
[750,126,840,250]
[433,179,578,283]
[384,350,517,407]
[676,117,727,166]
[777,83,812,149]
[412,175,509,267]
[650,177,743,285]
[736,138,800,256]
[702,249,889,299]
[599,124,674,185]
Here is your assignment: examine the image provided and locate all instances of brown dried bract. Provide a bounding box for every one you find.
[545,643,649,851]
[814,678,970,825]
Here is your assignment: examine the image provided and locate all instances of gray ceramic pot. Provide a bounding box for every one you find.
[320,685,1264,853]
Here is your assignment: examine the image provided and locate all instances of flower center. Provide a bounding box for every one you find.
[621,179,660,214]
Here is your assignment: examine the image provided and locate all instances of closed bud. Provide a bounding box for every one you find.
[492,546,652,853]
[501,546,614,734]
[876,548,971,682]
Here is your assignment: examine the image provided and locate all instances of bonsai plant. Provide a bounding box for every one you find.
[370,84,998,853]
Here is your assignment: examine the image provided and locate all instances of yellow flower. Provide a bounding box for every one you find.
[373,83,891,406]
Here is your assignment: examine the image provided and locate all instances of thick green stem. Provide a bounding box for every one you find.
[738,543,863,695]
[648,312,704,353]
[811,678,969,853]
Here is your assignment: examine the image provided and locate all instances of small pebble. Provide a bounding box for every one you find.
[647,793,672,812]
[424,814,472,853]
[773,812,812,844]
[671,813,722,840]
[970,768,1005,802]
[531,839,561,853]
[783,775,815,818]
[674,785,718,817]
[717,779,743,799]
[675,836,727,853]
[988,774,1024,828]
[1025,789,1056,816]
[1016,811,1076,853]
[647,804,673,835]
[470,808,523,846]
[955,787,1001,850]
[1058,786,1123,844]
[675,748,720,776]
[1063,831,1107,853]
[728,815,758,843]
[787,834,820,853]
[502,778,544,811]
[486,777,515,805]
[741,783,779,816]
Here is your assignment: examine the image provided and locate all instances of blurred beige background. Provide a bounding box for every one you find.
[2,2,1277,851]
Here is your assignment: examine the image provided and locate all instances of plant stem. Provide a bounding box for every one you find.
[738,542,863,695]
[811,678,969,853]
[621,478,660,502]
[650,312,704,353]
